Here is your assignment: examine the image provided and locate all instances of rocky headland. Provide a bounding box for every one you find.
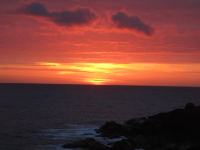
[61,103,200,150]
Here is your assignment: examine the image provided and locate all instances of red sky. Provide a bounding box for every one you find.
[0,0,200,87]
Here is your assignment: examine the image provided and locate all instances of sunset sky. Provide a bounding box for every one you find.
[0,0,200,87]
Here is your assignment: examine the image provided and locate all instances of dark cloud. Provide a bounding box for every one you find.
[49,8,97,26]
[15,2,48,16]
[111,12,155,36]
[11,2,98,27]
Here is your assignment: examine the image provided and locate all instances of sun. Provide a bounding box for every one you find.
[85,77,113,85]
[85,79,105,85]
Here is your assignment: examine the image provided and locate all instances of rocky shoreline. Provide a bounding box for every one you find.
[61,103,200,150]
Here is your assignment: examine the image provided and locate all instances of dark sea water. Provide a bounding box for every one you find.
[0,83,200,150]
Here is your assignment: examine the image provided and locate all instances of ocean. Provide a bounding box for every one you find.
[0,83,200,150]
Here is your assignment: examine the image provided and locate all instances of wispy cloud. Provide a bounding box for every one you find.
[1,62,200,85]
[2,62,200,74]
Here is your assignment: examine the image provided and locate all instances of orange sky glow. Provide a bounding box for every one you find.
[0,0,200,87]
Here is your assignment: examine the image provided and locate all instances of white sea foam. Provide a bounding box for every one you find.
[40,124,126,149]
[40,124,145,150]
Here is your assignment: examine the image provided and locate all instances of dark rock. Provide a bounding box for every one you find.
[145,104,200,137]
[140,119,157,135]
[128,125,141,136]
[163,143,177,150]
[62,138,110,150]
[110,104,200,143]
[83,133,93,135]
[107,142,115,146]
[62,103,200,150]
[164,107,200,136]
[84,138,97,147]
[148,112,169,120]
[186,144,200,150]
[134,135,147,148]
[88,142,111,150]
[62,138,96,149]
[179,145,191,150]
[119,128,131,136]
[111,139,134,150]
[61,143,73,148]
[119,124,131,136]
[96,121,122,136]
[127,137,136,147]
[124,117,146,125]
[185,103,195,111]
[72,139,89,148]
[109,134,121,139]
[166,108,185,119]
[124,118,137,126]
[146,135,169,149]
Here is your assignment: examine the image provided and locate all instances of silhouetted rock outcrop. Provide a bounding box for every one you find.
[95,121,123,137]
[62,103,200,150]
[62,138,110,149]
